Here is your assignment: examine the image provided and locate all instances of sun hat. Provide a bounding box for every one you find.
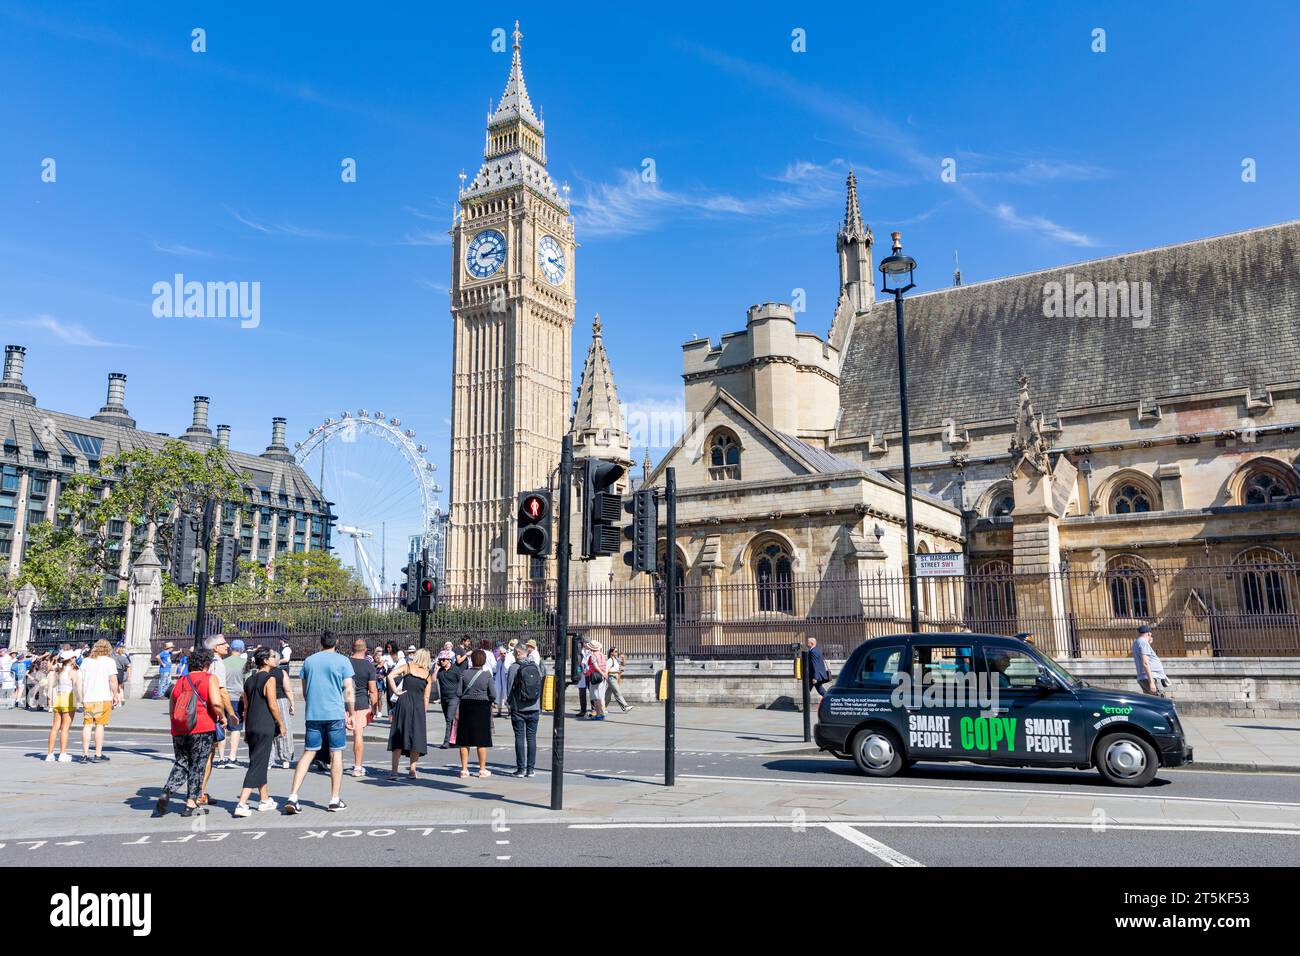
[525,639,538,649]
[59,649,76,661]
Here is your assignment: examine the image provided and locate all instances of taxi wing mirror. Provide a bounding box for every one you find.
[1035,666,1057,691]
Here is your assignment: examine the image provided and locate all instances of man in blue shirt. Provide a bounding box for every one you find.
[10,652,30,708]
[1132,624,1168,697]
[283,631,355,815]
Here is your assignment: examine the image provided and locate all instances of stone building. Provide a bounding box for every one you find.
[0,344,331,594]
[445,22,575,592]
[632,174,1300,653]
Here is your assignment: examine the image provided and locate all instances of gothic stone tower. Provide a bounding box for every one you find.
[447,23,575,592]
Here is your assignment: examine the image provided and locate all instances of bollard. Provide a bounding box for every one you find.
[657,668,668,702]
[801,648,812,743]
[541,672,555,713]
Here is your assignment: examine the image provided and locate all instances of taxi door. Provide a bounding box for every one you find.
[979,644,1084,765]
[902,642,981,760]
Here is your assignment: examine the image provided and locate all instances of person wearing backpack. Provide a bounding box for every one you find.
[506,643,545,777]
[153,647,225,818]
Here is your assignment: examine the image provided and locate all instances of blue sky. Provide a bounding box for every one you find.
[3,1,1298,586]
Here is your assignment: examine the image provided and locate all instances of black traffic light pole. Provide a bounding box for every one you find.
[419,546,430,648]
[550,434,573,811]
[664,467,676,787]
[191,497,214,650]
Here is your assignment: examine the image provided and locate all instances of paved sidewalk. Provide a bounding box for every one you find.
[3,701,1297,772]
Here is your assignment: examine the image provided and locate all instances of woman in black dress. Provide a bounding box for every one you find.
[456,648,494,778]
[233,648,284,817]
[386,648,434,780]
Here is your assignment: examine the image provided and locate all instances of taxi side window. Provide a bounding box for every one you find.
[855,645,904,689]
[910,645,976,691]
[982,647,1041,690]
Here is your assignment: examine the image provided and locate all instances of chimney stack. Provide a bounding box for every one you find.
[181,395,214,445]
[91,372,136,427]
[216,424,231,448]
[0,345,35,406]
[262,416,294,462]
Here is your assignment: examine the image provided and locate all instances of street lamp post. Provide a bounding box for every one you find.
[879,231,921,633]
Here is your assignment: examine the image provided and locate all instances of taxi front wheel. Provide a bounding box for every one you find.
[1094,731,1158,787]
[851,727,904,777]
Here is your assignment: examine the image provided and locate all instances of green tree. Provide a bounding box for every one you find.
[9,522,104,605]
[21,440,248,599]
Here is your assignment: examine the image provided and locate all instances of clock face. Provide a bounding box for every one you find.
[465,230,506,279]
[537,234,566,285]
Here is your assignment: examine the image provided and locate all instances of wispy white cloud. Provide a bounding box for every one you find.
[7,314,123,347]
[396,230,451,247]
[151,239,216,258]
[416,278,450,293]
[685,42,1098,248]
[994,204,1096,247]
[226,207,351,241]
[573,158,852,239]
[958,154,1112,185]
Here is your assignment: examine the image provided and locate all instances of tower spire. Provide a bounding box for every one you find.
[842,168,867,240]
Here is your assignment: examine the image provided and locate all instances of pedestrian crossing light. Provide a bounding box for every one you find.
[169,513,199,587]
[580,458,624,559]
[622,488,657,573]
[417,560,437,612]
[516,489,552,558]
[214,535,241,586]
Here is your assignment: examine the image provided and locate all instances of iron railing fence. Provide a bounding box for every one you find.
[143,560,1300,659]
[29,604,127,653]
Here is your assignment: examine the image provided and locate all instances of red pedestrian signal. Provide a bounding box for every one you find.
[516,489,552,558]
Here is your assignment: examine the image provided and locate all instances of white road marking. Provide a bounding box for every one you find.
[677,773,1300,810]
[824,823,923,867]
[567,820,1300,836]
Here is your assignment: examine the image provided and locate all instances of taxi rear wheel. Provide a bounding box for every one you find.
[851,727,903,777]
[1094,731,1158,787]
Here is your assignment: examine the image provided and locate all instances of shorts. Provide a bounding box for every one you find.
[227,697,244,732]
[83,702,113,726]
[1138,679,1168,697]
[53,691,76,714]
[304,719,346,752]
[351,709,370,731]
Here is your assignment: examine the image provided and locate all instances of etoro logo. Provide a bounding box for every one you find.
[1101,705,1133,715]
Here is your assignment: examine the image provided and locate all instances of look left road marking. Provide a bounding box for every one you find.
[824,823,923,867]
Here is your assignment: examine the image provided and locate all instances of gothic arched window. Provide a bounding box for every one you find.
[708,431,741,481]
[970,559,1016,631]
[1245,470,1298,505]
[1234,548,1294,616]
[1106,555,1153,620]
[755,542,794,613]
[1112,484,1153,514]
[983,482,1014,518]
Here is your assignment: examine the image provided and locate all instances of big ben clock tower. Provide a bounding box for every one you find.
[446,22,575,592]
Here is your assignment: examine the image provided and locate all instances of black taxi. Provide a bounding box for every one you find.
[813,633,1192,787]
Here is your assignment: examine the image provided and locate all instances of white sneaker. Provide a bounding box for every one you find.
[58,753,73,763]
[350,766,366,778]
[232,804,252,818]
[256,798,277,812]
[44,753,55,762]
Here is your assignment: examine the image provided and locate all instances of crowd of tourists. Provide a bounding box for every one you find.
[3,630,637,816]
[146,631,638,818]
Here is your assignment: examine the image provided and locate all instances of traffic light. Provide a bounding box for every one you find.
[214,535,241,585]
[170,513,199,586]
[580,458,624,559]
[622,488,657,573]
[516,489,552,558]
[417,548,437,612]
[401,560,419,612]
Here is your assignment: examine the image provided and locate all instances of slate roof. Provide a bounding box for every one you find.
[837,221,1300,439]
[0,400,325,506]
